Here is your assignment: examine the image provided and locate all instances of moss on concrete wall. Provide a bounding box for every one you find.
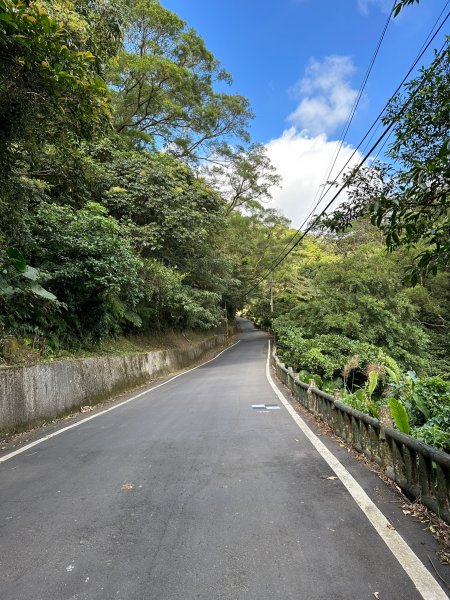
[0,334,226,434]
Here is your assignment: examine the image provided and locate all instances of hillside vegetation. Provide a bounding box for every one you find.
[247,33,450,450]
[0,0,279,358]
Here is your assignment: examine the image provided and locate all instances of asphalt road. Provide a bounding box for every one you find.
[0,320,448,600]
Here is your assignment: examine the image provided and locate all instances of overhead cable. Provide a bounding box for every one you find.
[242,23,450,297]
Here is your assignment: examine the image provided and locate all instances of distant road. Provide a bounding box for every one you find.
[0,319,448,599]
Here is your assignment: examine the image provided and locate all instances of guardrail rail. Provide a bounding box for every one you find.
[272,349,450,524]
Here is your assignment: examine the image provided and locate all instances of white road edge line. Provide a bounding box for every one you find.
[0,339,241,464]
[265,341,447,600]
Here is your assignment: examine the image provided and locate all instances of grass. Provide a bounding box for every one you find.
[0,327,225,368]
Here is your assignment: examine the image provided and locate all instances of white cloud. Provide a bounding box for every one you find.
[263,55,366,226]
[288,56,358,136]
[357,0,392,15]
[265,128,363,227]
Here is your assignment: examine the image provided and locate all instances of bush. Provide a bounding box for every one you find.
[27,202,144,345]
[342,390,379,417]
[138,259,222,331]
[413,377,450,419]
[412,421,450,453]
[274,329,450,453]
[274,321,399,386]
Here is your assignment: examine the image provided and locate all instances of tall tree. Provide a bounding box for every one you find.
[203,143,282,215]
[109,0,252,158]
[0,0,118,163]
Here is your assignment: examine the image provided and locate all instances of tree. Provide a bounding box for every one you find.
[94,144,225,267]
[221,207,292,311]
[28,202,144,344]
[109,0,252,158]
[203,143,282,215]
[392,0,420,17]
[0,0,114,164]
[0,0,279,349]
[91,142,239,324]
[41,0,124,69]
[249,222,440,373]
[0,0,122,256]
[321,45,450,282]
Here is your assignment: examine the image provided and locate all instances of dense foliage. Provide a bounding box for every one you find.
[244,17,450,451]
[247,222,449,451]
[109,0,251,157]
[322,45,450,282]
[0,0,275,352]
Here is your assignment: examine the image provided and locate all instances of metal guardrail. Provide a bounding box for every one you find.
[272,350,450,524]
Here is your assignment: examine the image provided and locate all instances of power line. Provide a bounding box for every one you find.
[303,2,450,217]
[366,0,450,167]
[242,29,450,298]
[256,6,395,278]
[305,0,396,226]
[242,122,396,297]
[361,0,449,161]
[242,8,450,297]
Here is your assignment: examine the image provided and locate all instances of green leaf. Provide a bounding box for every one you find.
[413,396,430,421]
[6,247,26,272]
[385,366,400,385]
[406,370,418,383]
[389,398,410,434]
[368,402,379,419]
[124,311,143,327]
[367,370,378,396]
[29,282,57,301]
[0,12,17,26]
[355,389,366,402]
[22,265,39,281]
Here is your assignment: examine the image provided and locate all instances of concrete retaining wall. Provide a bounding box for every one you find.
[0,334,227,432]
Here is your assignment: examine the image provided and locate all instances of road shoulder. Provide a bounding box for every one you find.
[267,343,450,597]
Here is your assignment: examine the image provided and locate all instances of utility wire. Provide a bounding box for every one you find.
[242,28,450,298]
[243,9,450,297]
[360,0,450,161]
[366,0,450,167]
[307,1,450,214]
[305,0,396,226]
[256,5,394,279]
[242,123,396,297]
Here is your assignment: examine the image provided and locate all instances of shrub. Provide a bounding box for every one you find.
[27,202,144,344]
[412,422,450,453]
[274,321,399,387]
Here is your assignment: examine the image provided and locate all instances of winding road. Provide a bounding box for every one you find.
[0,320,448,599]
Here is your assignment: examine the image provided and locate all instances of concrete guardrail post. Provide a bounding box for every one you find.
[308,379,318,414]
[379,405,394,478]
[332,390,342,432]
[287,367,295,393]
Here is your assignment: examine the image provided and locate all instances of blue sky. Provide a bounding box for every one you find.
[162,0,448,225]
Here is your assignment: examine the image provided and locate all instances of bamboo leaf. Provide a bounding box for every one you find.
[389,398,410,434]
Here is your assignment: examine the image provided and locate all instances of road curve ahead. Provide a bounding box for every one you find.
[0,320,448,600]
